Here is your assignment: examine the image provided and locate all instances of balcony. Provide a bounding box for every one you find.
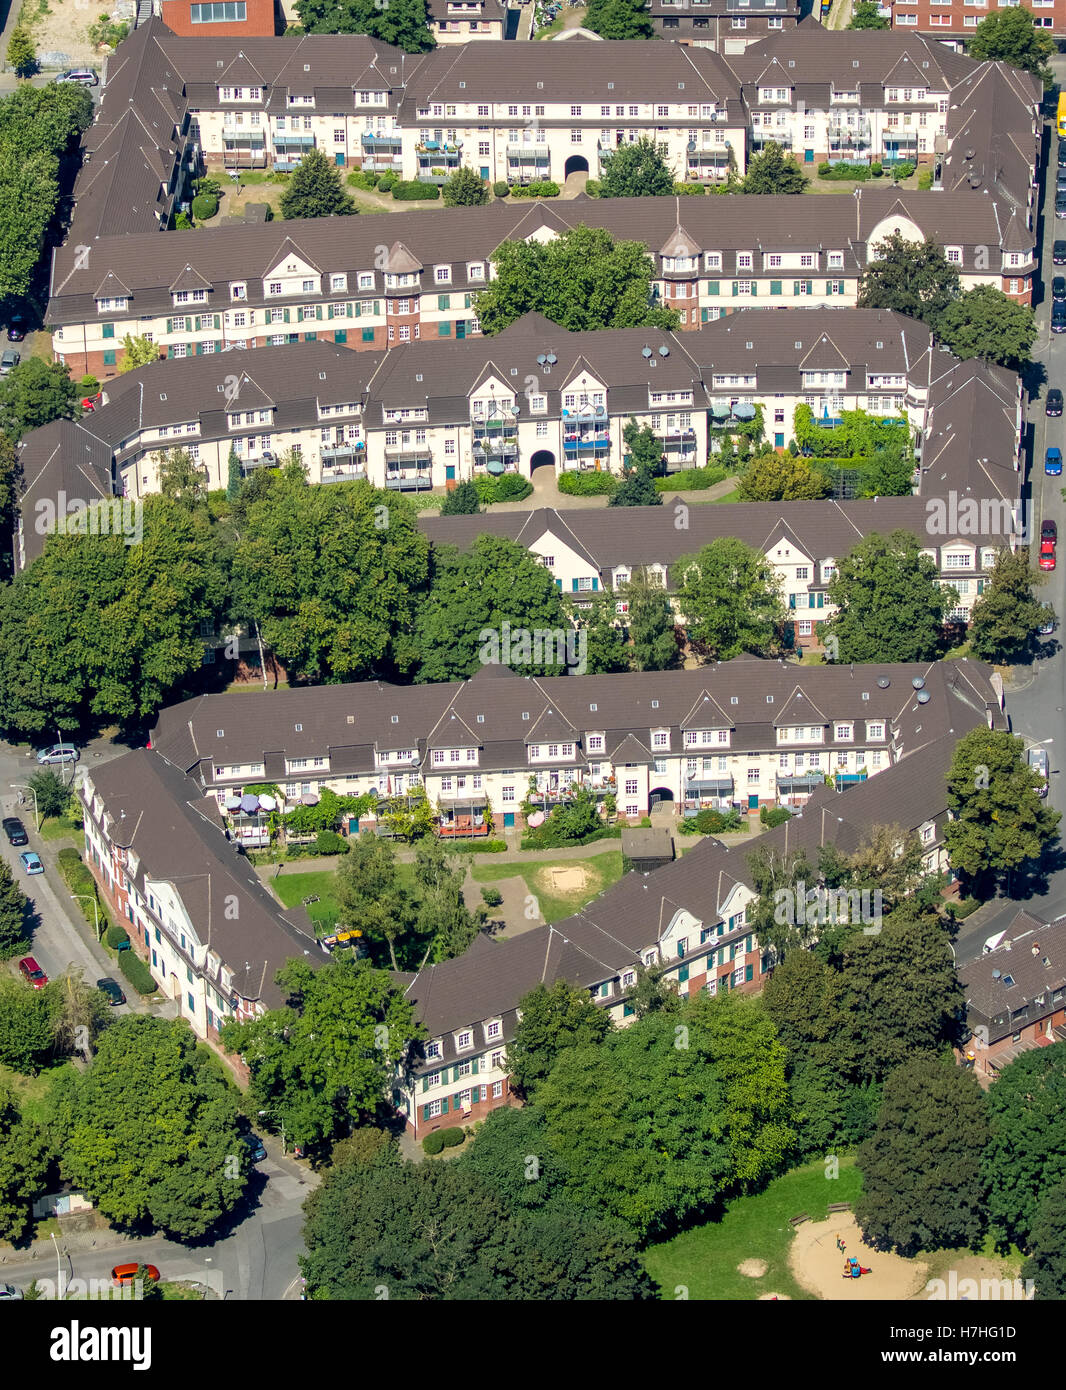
[506,144,549,164]
[683,776,734,809]
[222,127,266,145]
[416,139,462,153]
[749,131,792,150]
[416,168,458,185]
[239,452,279,473]
[273,134,316,150]
[361,132,403,149]
[563,432,610,455]
[362,157,403,172]
[221,148,268,169]
[776,773,826,796]
[321,443,365,462]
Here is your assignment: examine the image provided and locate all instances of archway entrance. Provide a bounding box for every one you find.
[530,449,556,473]
[649,787,675,808]
[564,154,589,178]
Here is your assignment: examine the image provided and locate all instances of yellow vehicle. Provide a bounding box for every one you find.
[1058,92,1066,139]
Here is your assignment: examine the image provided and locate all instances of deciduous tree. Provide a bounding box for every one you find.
[280,148,357,220]
[507,979,612,1098]
[0,1084,48,1243]
[968,5,1054,84]
[598,136,673,197]
[676,536,786,659]
[741,142,809,195]
[983,1043,1066,1248]
[1021,1180,1066,1299]
[118,334,159,373]
[824,529,955,662]
[969,547,1053,663]
[622,567,678,671]
[442,166,488,207]
[856,232,960,329]
[935,284,1036,369]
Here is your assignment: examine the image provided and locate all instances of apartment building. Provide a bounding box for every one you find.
[399,723,975,1136]
[647,0,802,51]
[47,188,1035,379]
[959,910,1066,1079]
[159,0,280,36]
[428,0,509,40]
[79,748,321,1057]
[887,0,1066,41]
[148,658,1004,843]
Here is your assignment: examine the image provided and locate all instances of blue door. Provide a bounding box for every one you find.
[446,464,456,481]
[335,153,345,166]
[456,321,466,339]
[804,149,814,163]
[348,817,360,834]
[503,812,515,828]
[480,166,490,179]
[748,794,759,811]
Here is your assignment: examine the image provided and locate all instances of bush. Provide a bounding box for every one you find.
[393,180,438,200]
[472,472,534,504]
[520,824,621,851]
[510,180,559,198]
[917,168,933,191]
[678,808,744,836]
[422,1131,446,1155]
[347,169,379,190]
[310,829,348,856]
[760,806,793,828]
[448,838,507,853]
[191,194,218,220]
[946,896,981,921]
[819,161,873,182]
[653,465,728,492]
[104,923,129,950]
[481,887,504,908]
[817,162,831,176]
[673,182,706,196]
[493,180,510,198]
[557,470,619,497]
[195,176,223,200]
[375,171,398,192]
[888,160,914,180]
[584,178,601,197]
[440,1127,465,1149]
[119,950,158,996]
[174,212,193,229]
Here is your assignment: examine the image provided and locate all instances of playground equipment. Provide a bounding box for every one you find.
[842,1258,873,1280]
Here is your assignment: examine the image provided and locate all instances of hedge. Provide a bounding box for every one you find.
[376,171,398,192]
[347,169,378,190]
[520,823,622,851]
[441,1127,465,1149]
[423,1131,447,1155]
[678,808,744,836]
[816,161,873,182]
[674,182,706,196]
[472,473,533,504]
[917,169,933,191]
[654,465,729,492]
[307,829,348,856]
[191,194,218,220]
[493,180,510,198]
[557,470,618,496]
[393,180,439,200]
[55,849,112,933]
[448,838,508,853]
[119,950,158,996]
[510,180,559,198]
[104,923,129,950]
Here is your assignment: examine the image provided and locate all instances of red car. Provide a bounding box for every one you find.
[1040,538,1057,571]
[18,956,47,989]
[111,1264,160,1287]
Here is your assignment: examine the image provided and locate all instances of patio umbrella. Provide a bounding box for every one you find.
[240,793,260,814]
[302,793,320,807]
[224,794,243,812]
[257,793,277,811]
[732,403,756,421]
[527,811,545,827]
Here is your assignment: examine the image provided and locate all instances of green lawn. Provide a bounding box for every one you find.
[270,870,344,933]
[641,1156,862,1300]
[697,487,744,505]
[0,1060,76,1124]
[470,849,624,923]
[37,812,83,843]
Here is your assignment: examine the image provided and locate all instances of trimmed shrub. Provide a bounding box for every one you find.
[347,169,379,190]
[673,182,706,196]
[473,472,534,504]
[510,179,559,198]
[481,887,504,908]
[493,180,510,198]
[174,212,193,229]
[678,808,744,836]
[760,806,793,828]
[917,168,933,191]
[310,829,348,856]
[520,823,622,851]
[888,160,914,180]
[869,161,883,177]
[440,1127,465,1149]
[448,838,508,853]
[423,1131,447,1155]
[119,950,158,995]
[393,180,438,200]
[653,465,728,492]
[104,923,129,950]
[584,178,601,197]
[375,171,398,192]
[191,194,218,220]
[818,161,873,182]
[557,470,619,496]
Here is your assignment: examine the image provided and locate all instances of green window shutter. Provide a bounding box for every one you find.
[422,1104,431,1120]
[102,323,115,339]
[700,308,709,323]
[362,327,374,342]
[464,293,471,308]
[440,1096,449,1114]
[572,578,579,592]
[102,350,116,366]
[438,294,450,310]
[354,301,361,319]
[453,1065,463,1083]
[706,280,719,295]
[826,282,833,296]
[789,594,796,610]
[422,1076,430,1093]
[316,305,323,320]
[592,577,599,591]
[729,943,736,961]
[185,317,192,332]
[471,1057,478,1075]
[296,307,303,323]
[283,308,290,323]
[438,322,451,337]
[770,280,782,295]
[817,591,824,608]
[346,301,353,318]
[623,1002,634,1017]
[374,300,380,316]
[806,281,813,295]
[214,315,221,330]
[731,281,739,297]
[304,332,317,342]
[326,304,334,320]
[746,935,752,953]
[678,964,689,983]
[745,963,754,982]
[166,318,173,334]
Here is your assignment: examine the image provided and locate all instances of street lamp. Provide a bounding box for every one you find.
[50,1231,64,1302]
[10,783,40,833]
[258,1108,287,1155]
[70,894,102,942]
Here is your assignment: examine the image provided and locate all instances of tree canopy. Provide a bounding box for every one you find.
[741,142,809,195]
[476,226,679,335]
[983,1043,1066,1248]
[968,5,1054,84]
[46,1016,249,1239]
[280,148,357,219]
[598,136,674,198]
[737,449,831,502]
[442,166,489,207]
[969,547,1054,664]
[0,358,79,442]
[221,956,419,1155]
[823,529,955,662]
[935,284,1036,369]
[856,233,960,330]
[848,1,889,26]
[507,979,613,1098]
[1022,1180,1066,1300]
[622,567,678,671]
[676,537,786,660]
[293,0,436,52]
[0,1083,48,1243]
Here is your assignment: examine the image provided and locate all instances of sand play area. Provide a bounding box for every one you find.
[790,1215,929,1301]
[544,865,591,894]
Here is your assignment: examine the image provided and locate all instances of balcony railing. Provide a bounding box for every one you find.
[473,437,518,457]
[506,145,549,162]
[416,171,454,185]
[222,128,266,144]
[563,433,610,451]
[321,466,368,484]
[385,471,432,491]
[385,447,432,463]
[273,134,316,149]
[750,132,792,149]
[361,157,403,172]
[416,140,462,153]
[361,132,403,147]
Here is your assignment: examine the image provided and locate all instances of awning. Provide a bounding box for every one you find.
[439,794,488,807]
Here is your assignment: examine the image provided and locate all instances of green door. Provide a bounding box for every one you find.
[456,321,466,340]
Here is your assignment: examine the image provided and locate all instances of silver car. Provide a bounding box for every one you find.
[0,349,19,376]
[35,743,79,765]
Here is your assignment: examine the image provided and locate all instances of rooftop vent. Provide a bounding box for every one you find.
[659,345,669,357]
[415,373,423,382]
[916,689,931,704]
[877,677,890,688]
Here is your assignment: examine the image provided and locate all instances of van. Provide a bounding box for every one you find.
[1028,746,1049,797]
[983,930,1007,954]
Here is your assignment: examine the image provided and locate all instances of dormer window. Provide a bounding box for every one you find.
[456,1030,473,1051]
[467,262,485,281]
[425,1039,441,1060]
[230,282,247,300]
[97,297,128,313]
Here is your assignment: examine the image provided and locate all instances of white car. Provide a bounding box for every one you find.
[0,1284,23,1299]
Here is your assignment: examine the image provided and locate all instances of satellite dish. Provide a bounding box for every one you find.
[411,754,420,766]
[877,677,890,688]
[659,345,670,357]
[911,676,925,689]
[916,689,931,704]
[536,354,547,366]
[545,353,557,365]
[642,347,653,359]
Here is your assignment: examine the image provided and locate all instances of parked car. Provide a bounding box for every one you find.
[240,1132,267,1162]
[1040,538,1056,570]
[1042,519,1058,542]
[18,851,43,876]
[1055,192,1066,219]
[6,315,26,342]
[1059,143,1066,168]
[18,957,47,989]
[35,743,78,765]
[1056,239,1066,265]
[1028,746,1050,796]
[1053,302,1066,333]
[1,818,27,846]
[96,977,126,1007]
[1056,169,1066,191]
[0,1284,23,1299]
[1046,446,1063,475]
[1048,388,1064,416]
[55,69,99,86]
[1054,277,1066,303]
[111,1264,159,1287]
[0,349,19,376]
[1040,616,1057,635]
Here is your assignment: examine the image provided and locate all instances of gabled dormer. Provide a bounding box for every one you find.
[774,686,828,744]
[169,263,213,309]
[681,690,734,748]
[95,270,131,313]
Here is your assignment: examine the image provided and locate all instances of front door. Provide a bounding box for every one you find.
[456,321,466,339]
[480,167,490,179]
[445,464,456,481]
[503,811,515,828]
[335,152,345,166]
[748,794,759,811]
[804,149,814,163]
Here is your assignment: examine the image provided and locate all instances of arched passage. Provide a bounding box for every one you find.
[530,449,556,473]
[564,154,589,178]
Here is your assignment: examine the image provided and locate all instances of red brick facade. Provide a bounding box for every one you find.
[161,0,279,37]
[890,3,1065,40]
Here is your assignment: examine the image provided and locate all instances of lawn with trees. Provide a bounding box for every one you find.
[294,0,436,51]
[280,148,357,219]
